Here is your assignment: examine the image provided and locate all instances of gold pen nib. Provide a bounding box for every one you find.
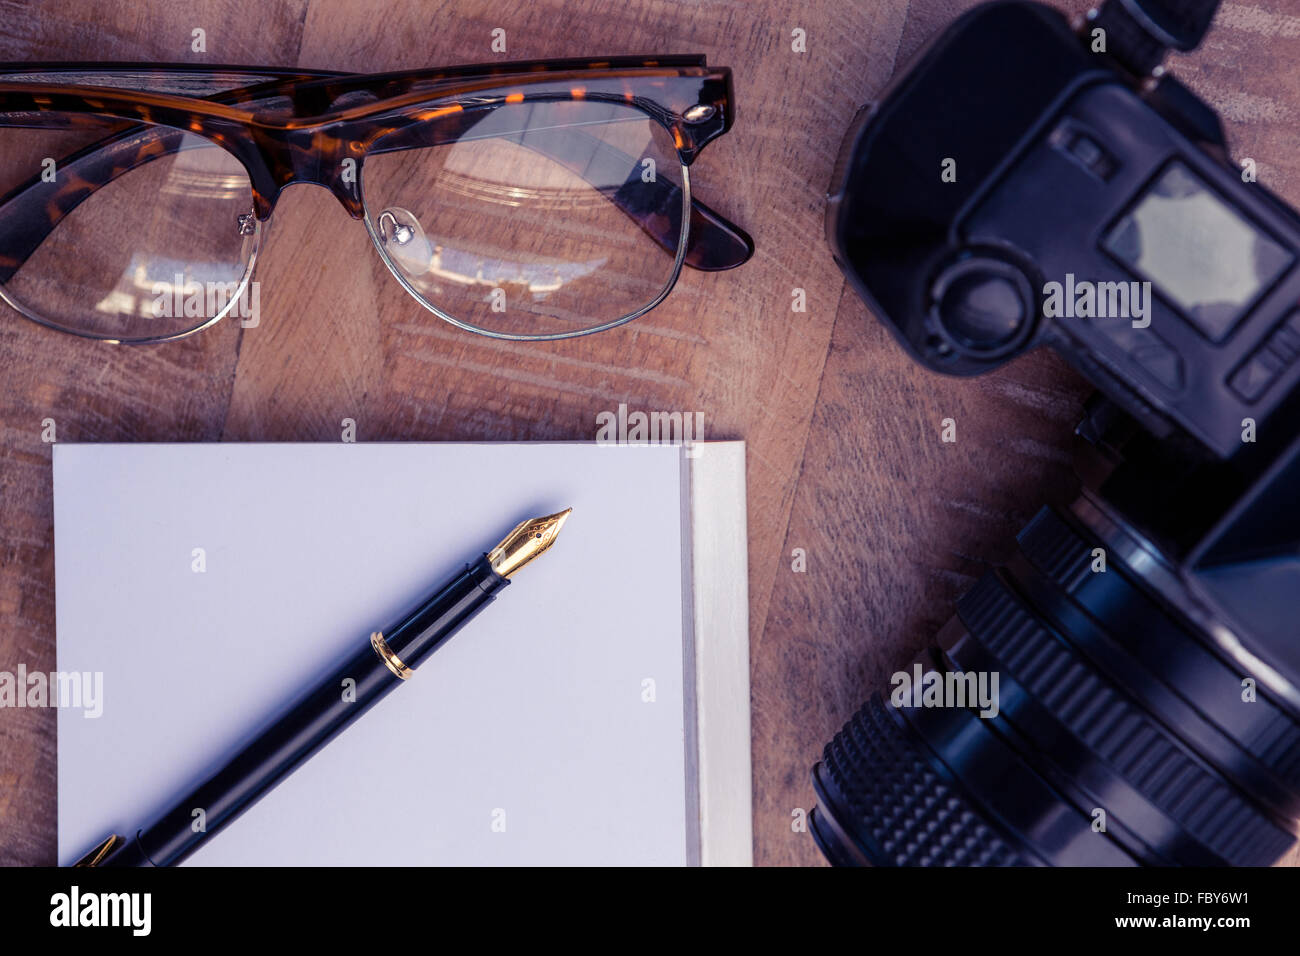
[488,508,572,578]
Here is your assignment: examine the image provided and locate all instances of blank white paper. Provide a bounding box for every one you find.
[55,442,688,865]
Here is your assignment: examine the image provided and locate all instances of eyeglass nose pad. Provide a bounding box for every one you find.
[376,207,431,277]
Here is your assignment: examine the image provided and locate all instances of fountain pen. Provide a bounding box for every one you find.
[74,508,572,867]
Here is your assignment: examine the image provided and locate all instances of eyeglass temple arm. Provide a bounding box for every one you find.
[0,116,752,284]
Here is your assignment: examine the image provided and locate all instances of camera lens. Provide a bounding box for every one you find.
[810,501,1300,866]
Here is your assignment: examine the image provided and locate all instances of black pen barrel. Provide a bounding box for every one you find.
[99,555,507,866]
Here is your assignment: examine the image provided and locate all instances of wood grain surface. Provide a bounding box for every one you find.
[2,0,1299,867]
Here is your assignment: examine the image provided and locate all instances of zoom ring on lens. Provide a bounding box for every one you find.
[957,570,1294,865]
[1017,507,1300,795]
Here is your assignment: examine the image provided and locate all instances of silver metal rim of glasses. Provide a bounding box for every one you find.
[361,163,693,343]
[0,164,692,345]
[0,219,265,345]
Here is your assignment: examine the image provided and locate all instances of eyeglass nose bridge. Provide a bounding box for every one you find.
[243,127,366,221]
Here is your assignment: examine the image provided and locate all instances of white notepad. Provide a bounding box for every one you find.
[54,441,750,866]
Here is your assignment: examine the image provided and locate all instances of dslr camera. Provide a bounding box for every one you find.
[815,0,1300,865]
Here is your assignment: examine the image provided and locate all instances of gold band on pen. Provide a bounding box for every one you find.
[370,631,413,680]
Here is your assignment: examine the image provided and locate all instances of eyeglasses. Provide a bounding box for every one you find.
[0,57,752,343]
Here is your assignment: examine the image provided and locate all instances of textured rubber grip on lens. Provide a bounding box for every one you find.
[958,573,1293,866]
[820,696,1024,866]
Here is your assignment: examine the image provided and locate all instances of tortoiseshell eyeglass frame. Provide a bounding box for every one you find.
[0,56,754,343]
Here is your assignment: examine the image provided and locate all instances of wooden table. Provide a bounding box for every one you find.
[2,0,1298,866]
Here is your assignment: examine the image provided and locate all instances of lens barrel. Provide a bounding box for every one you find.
[811,503,1300,866]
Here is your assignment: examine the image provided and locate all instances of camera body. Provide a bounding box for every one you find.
[817,0,1300,866]
[827,0,1300,699]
